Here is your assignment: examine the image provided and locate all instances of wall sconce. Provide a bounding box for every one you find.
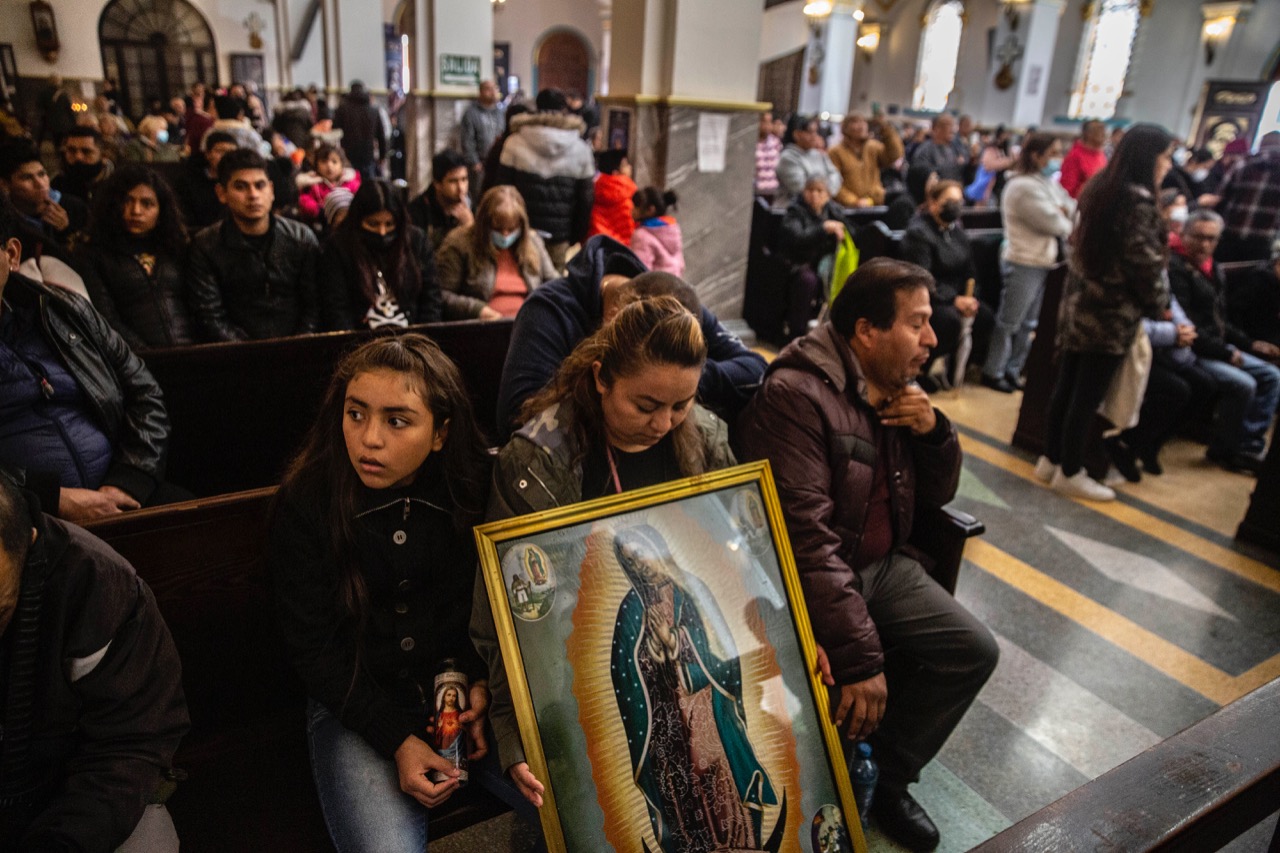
[856,24,881,61]
[1199,2,1249,65]
[491,0,507,7]
[1001,0,1031,30]
[804,0,834,35]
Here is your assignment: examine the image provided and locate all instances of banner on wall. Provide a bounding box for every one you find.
[440,54,481,87]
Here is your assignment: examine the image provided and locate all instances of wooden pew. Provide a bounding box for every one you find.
[85,489,511,853]
[143,320,513,497]
[971,678,1280,852]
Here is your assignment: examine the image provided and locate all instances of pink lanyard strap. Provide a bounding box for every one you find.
[605,445,623,495]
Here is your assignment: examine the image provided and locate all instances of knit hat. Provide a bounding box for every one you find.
[324,187,354,225]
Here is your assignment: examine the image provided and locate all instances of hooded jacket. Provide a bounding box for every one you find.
[736,322,961,684]
[630,217,685,277]
[587,172,637,244]
[494,236,767,436]
[491,112,595,243]
[0,493,188,852]
[0,274,170,509]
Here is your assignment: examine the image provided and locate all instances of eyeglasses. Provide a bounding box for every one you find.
[1186,231,1220,244]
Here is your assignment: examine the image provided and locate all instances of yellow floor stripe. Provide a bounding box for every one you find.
[965,539,1258,705]
[958,435,1280,595]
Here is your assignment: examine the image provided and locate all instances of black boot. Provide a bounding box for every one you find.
[871,789,940,852]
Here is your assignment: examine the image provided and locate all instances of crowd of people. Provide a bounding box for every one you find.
[0,71,1277,853]
[756,108,1280,488]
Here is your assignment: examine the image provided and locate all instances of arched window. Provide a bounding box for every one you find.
[100,0,217,121]
[912,0,965,112]
[1068,0,1141,119]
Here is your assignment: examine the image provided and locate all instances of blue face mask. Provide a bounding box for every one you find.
[156,129,170,145]
[491,229,520,250]
[1042,157,1062,177]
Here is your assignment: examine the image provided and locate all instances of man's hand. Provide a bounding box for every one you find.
[40,200,70,233]
[831,673,888,741]
[478,305,503,321]
[448,202,474,229]
[461,681,490,760]
[1251,340,1280,360]
[814,642,836,687]
[510,762,545,807]
[1197,194,1220,209]
[58,486,141,523]
[393,735,460,808]
[1231,348,1245,367]
[856,197,875,209]
[1175,324,1197,347]
[822,220,846,240]
[953,295,979,318]
[879,383,937,435]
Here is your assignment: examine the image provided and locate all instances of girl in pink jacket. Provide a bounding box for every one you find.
[297,143,361,222]
[630,187,685,277]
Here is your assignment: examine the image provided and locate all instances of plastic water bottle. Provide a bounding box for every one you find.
[850,742,879,826]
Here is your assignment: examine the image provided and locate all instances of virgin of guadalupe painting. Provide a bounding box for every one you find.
[610,525,781,852]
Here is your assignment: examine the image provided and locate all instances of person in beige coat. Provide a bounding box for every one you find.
[433,185,557,320]
[830,114,904,208]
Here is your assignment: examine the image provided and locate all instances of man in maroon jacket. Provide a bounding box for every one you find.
[738,258,997,852]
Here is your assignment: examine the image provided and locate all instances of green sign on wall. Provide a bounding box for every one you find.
[440,54,481,86]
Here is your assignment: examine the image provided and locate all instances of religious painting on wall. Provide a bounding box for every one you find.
[1189,80,1271,157]
[475,462,865,853]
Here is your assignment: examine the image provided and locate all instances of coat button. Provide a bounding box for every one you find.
[518,479,528,489]
[394,602,408,615]
[400,637,415,652]
[398,668,410,679]
[393,530,407,545]
[398,579,411,593]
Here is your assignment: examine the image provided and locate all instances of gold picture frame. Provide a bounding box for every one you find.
[475,461,866,853]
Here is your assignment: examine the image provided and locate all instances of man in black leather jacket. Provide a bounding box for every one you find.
[187,148,320,341]
[0,196,176,524]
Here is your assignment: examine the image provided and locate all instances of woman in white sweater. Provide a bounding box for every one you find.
[774,114,842,210]
[981,133,1076,392]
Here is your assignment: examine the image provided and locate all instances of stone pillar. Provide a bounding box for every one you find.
[1009,0,1065,129]
[799,3,860,118]
[402,0,494,196]
[602,0,766,324]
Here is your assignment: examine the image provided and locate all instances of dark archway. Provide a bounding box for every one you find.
[534,29,592,98]
[100,0,218,120]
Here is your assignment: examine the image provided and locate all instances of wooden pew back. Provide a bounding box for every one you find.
[144,320,514,497]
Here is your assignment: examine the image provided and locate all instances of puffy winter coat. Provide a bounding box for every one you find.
[587,172,636,244]
[491,112,595,244]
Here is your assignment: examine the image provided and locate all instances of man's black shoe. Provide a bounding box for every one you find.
[980,374,1015,393]
[871,789,940,852]
[1104,436,1141,483]
[1207,449,1264,475]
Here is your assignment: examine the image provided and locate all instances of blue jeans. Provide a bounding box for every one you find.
[984,261,1047,380]
[306,699,541,852]
[1197,352,1280,455]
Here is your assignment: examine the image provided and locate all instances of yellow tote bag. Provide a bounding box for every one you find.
[828,231,860,303]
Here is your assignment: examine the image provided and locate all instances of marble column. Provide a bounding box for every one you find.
[607,0,766,326]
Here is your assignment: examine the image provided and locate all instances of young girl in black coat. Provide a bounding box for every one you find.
[269,334,532,851]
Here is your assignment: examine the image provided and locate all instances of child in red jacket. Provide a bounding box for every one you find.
[297,143,361,222]
[588,150,636,244]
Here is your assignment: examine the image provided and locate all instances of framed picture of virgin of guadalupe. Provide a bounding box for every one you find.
[474,461,865,853]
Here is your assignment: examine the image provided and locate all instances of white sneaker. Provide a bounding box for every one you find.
[1033,456,1057,483]
[1050,469,1116,501]
[1102,466,1128,487]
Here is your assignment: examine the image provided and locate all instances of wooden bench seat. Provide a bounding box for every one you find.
[143,320,513,497]
[86,490,511,852]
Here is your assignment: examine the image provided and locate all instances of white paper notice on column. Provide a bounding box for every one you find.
[697,113,730,173]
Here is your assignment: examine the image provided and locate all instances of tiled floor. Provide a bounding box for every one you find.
[441,383,1279,852]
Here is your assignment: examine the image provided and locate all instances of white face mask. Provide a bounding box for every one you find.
[1190,167,1210,182]
[1168,206,1189,225]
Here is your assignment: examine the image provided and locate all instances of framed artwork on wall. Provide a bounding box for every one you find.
[475,461,866,853]
[229,53,265,92]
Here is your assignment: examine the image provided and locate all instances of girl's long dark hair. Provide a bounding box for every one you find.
[520,295,708,474]
[1073,123,1173,280]
[331,178,421,309]
[88,163,188,257]
[275,334,490,638]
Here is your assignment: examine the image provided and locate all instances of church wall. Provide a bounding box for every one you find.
[286,0,327,91]
[492,0,604,97]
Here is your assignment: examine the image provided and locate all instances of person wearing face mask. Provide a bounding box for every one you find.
[121,116,180,165]
[51,127,114,205]
[318,178,442,330]
[982,133,1076,393]
[900,180,995,388]
[434,185,556,321]
[1159,189,1189,250]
